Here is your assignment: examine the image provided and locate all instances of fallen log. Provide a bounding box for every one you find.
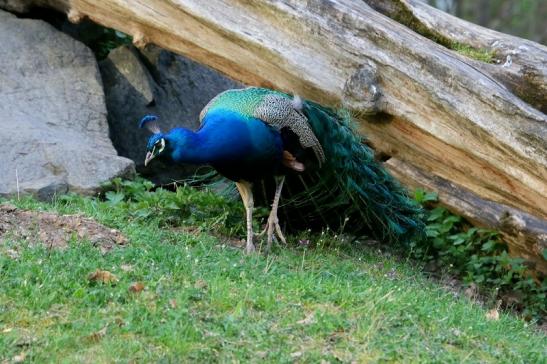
[364,0,547,113]
[4,0,546,273]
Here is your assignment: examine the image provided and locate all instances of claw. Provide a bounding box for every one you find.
[262,214,287,253]
[261,176,287,253]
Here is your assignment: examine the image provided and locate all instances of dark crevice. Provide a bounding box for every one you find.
[365,112,394,124]
[376,152,392,163]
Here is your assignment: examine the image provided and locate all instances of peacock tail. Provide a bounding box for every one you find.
[286,100,424,244]
[200,87,424,244]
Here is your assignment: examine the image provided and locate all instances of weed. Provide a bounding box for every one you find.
[98,177,249,236]
[413,188,546,320]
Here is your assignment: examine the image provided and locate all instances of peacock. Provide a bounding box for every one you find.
[140,87,424,253]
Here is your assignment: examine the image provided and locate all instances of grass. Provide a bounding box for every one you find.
[1,188,546,363]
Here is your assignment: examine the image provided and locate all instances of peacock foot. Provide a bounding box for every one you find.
[259,214,287,252]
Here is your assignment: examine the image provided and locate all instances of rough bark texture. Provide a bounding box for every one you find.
[364,0,547,113]
[4,0,546,273]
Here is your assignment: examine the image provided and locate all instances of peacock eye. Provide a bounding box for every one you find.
[155,138,166,154]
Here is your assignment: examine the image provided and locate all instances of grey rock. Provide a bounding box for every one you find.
[99,44,241,184]
[0,0,66,14]
[99,45,156,162]
[0,10,134,201]
[0,0,31,13]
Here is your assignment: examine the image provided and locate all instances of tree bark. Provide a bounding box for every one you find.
[4,0,546,274]
[364,0,547,112]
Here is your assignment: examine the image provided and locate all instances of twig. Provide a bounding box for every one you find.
[15,168,20,200]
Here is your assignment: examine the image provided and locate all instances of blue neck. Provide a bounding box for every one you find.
[165,128,209,164]
[166,123,248,165]
[164,109,280,167]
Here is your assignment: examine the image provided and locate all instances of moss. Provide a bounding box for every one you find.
[394,7,452,47]
[450,42,495,63]
[392,3,495,63]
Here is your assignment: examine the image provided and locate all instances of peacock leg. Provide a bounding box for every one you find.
[235,180,255,254]
[263,176,287,252]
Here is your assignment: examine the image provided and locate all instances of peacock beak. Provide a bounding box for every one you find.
[144,151,154,166]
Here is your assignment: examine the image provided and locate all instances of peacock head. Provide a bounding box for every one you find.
[140,114,167,166]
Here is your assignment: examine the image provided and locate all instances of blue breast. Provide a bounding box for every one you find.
[197,109,284,181]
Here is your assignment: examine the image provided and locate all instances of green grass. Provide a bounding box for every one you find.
[1,189,545,363]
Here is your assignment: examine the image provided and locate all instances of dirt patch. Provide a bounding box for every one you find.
[0,203,127,254]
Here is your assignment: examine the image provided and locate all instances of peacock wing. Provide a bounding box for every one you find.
[253,93,325,164]
[200,87,325,164]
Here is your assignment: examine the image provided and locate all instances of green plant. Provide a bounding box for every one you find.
[95,177,249,236]
[90,29,132,59]
[412,188,546,320]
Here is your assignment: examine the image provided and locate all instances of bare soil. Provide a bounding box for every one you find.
[0,203,127,254]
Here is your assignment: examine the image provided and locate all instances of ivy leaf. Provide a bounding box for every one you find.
[427,207,446,221]
[425,226,440,237]
[443,215,461,224]
[105,191,125,205]
[481,240,497,252]
[134,209,152,218]
[414,188,425,203]
[453,237,466,246]
[166,202,180,210]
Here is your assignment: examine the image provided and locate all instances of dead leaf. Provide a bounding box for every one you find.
[114,317,125,327]
[12,352,26,363]
[486,308,499,320]
[297,312,316,325]
[120,264,133,272]
[486,300,502,321]
[331,349,352,362]
[194,279,208,290]
[5,249,19,260]
[88,270,118,284]
[15,333,37,347]
[256,351,268,359]
[2,327,13,333]
[129,282,145,293]
[464,283,478,300]
[87,326,107,342]
[290,351,302,359]
[169,299,177,309]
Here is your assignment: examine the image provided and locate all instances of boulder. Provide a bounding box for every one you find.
[99,44,241,184]
[0,0,33,13]
[0,10,134,201]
